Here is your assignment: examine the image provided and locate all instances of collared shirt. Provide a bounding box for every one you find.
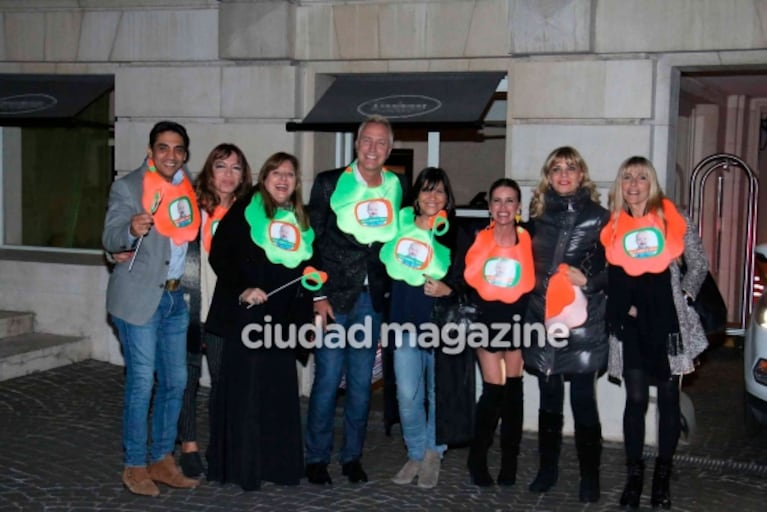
[352,160,377,286]
[166,169,189,279]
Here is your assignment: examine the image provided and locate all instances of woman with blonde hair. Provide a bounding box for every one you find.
[601,156,709,509]
[524,146,609,503]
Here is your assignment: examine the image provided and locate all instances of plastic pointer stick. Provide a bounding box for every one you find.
[245,269,326,308]
[128,192,162,272]
[245,276,304,309]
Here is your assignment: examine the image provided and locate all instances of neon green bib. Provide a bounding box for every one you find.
[245,192,314,269]
[329,162,403,244]
[379,207,450,286]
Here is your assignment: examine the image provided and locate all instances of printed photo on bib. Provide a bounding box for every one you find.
[270,221,299,251]
[624,227,662,258]
[483,257,521,287]
[395,239,430,270]
[169,197,193,228]
[355,199,391,228]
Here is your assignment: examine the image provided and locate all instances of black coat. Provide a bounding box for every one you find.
[308,167,408,313]
[523,187,610,376]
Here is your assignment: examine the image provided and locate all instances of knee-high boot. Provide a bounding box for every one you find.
[575,424,602,502]
[651,457,672,509]
[497,377,523,486]
[528,410,563,493]
[467,382,503,487]
[619,458,644,508]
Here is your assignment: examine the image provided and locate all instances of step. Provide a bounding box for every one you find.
[0,333,89,382]
[0,310,35,338]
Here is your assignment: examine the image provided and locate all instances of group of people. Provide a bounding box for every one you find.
[103,116,710,510]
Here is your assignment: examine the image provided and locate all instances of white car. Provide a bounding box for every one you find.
[744,244,767,427]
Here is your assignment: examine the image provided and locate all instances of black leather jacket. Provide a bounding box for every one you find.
[523,187,610,376]
[309,167,408,313]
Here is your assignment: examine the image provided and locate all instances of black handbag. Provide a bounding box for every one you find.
[435,292,481,334]
[688,271,727,335]
[680,256,727,335]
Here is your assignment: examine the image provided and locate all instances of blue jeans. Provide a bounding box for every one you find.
[305,292,380,464]
[112,289,189,467]
[393,332,446,461]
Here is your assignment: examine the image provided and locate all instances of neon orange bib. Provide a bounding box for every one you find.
[142,162,200,245]
[600,198,685,276]
[464,225,535,304]
[202,205,229,253]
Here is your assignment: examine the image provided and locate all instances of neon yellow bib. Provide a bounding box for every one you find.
[379,207,450,286]
[329,162,403,244]
[245,192,314,269]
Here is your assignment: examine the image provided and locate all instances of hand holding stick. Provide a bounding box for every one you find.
[128,192,162,272]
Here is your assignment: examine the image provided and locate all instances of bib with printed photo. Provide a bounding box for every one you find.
[464,225,535,304]
[142,162,200,245]
[329,162,403,244]
[600,198,685,276]
[380,207,450,286]
[245,192,314,268]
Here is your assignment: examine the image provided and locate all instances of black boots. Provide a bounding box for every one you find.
[575,424,602,502]
[618,457,671,509]
[619,459,644,508]
[497,377,523,486]
[528,411,563,493]
[467,382,503,486]
[651,457,672,509]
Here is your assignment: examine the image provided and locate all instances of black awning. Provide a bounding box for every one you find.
[0,74,114,126]
[286,72,505,132]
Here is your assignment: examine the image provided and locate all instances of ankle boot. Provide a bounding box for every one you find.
[497,377,523,486]
[575,424,602,502]
[651,457,672,509]
[619,459,644,508]
[528,411,563,493]
[467,382,503,487]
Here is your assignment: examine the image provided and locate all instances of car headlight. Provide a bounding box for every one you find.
[755,358,767,386]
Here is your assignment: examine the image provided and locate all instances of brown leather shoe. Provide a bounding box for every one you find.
[122,466,160,497]
[148,454,201,489]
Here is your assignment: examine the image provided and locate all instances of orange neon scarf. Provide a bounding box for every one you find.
[202,205,229,253]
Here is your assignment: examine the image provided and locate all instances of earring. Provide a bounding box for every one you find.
[515,211,522,223]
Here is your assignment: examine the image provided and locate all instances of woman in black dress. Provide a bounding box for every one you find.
[206,152,315,490]
[452,178,535,487]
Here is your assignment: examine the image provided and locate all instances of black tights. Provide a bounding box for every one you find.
[623,369,680,461]
[538,372,600,428]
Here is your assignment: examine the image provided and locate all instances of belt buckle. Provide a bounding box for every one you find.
[165,279,181,291]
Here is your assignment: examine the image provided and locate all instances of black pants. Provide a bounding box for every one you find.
[623,369,680,461]
[177,332,224,443]
[537,372,600,428]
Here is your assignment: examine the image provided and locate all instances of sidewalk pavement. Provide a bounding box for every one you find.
[1,344,766,511]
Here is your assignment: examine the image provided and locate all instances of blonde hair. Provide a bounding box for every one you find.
[528,146,601,218]
[357,114,394,146]
[606,155,668,236]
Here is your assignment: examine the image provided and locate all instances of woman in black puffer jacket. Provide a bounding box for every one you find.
[523,146,609,503]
